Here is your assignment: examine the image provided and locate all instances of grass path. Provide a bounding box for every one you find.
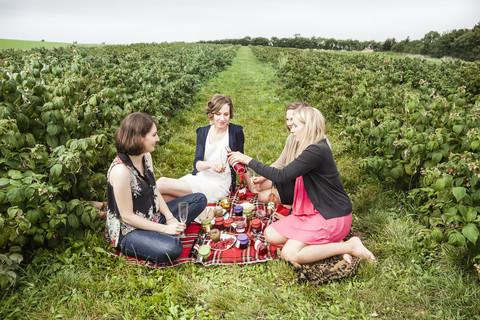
[154,46,291,178]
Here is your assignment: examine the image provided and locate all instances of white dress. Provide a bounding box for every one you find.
[180,126,231,203]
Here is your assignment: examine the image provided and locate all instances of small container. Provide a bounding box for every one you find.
[220,198,230,209]
[214,206,224,217]
[201,219,211,233]
[235,219,246,233]
[198,245,211,262]
[234,205,243,217]
[213,217,224,231]
[210,229,221,243]
[254,239,268,256]
[223,218,234,233]
[243,207,253,222]
[235,233,249,249]
[250,218,262,235]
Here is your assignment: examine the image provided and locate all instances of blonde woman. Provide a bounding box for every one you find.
[228,107,375,265]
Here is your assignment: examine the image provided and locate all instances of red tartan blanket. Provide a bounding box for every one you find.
[107,191,280,269]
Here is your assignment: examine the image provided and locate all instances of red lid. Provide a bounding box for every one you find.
[251,218,262,228]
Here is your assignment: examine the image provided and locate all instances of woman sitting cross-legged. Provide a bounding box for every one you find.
[157,94,244,203]
[227,106,376,265]
[105,112,207,263]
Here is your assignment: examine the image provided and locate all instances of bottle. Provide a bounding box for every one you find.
[254,239,269,256]
[188,229,205,259]
[225,146,246,174]
[238,174,247,200]
[266,186,277,215]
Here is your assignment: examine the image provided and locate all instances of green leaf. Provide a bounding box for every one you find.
[50,164,63,178]
[462,223,479,244]
[452,125,463,135]
[0,178,9,187]
[7,170,23,180]
[448,231,465,247]
[435,178,445,191]
[6,187,25,205]
[452,187,467,202]
[68,215,80,229]
[431,227,443,242]
[472,140,480,151]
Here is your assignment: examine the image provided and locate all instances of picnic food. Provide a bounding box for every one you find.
[221,197,230,209]
[214,206,224,217]
[198,245,211,262]
[234,205,243,217]
[236,234,249,249]
[201,219,211,233]
[209,236,235,250]
[210,229,221,243]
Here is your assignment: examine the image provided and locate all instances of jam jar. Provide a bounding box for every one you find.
[250,218,262,235]
[201,219,211,233]
[198,245,211,262]
[223,218,234,233]
[213,217,224,231]
[235,233,249,249]
[234,205,243,217]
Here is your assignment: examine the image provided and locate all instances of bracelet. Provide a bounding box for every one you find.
[166,217,175,221]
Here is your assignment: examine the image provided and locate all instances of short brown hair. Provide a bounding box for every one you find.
[115,112,156,156]
[206,94,234,119]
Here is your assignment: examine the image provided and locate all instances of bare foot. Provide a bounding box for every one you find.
[348,236,376,263]
[342,253,353,264]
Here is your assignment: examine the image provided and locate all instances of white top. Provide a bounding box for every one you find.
[180,126,231,203]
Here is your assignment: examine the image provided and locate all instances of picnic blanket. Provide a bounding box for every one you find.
[108,190,281,269]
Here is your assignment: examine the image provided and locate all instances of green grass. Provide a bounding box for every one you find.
[1,46,480,319]
[0,38,98,50]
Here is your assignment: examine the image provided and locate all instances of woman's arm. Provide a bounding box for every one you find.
[109,164,184,235]
[144,154,177,224]
[229,144,325,184]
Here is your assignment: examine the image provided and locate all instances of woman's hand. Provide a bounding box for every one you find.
[227,151,252,166]
[272,212,287,221]
[251,176,267,188]
[162,221,186,236]
[209,160,226,173]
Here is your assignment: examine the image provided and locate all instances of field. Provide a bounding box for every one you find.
[1,42,480,319]
[0,39,96,50]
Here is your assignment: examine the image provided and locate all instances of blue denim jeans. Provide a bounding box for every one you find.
[119,192,207,263]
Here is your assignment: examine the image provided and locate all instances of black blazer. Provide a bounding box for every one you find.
[191,123,245,190]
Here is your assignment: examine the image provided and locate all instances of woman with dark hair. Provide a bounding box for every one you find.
[228,107,375,265]
[157,94,245,203]
[105,112,207,263]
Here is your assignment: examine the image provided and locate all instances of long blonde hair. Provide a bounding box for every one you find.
[291,107,326,160]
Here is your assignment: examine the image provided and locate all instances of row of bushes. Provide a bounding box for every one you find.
[251,46,480,261]
[0,43,238,288]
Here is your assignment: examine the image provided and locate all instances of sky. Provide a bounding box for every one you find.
[1,0,479,45]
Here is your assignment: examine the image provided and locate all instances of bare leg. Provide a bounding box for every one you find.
[263,225,288,247]
[156,177,193,201]
[280,237,376,264]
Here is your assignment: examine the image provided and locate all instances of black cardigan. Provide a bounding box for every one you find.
[248,139,352,219]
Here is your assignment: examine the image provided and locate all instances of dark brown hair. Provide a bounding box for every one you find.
[206,94,234,119]
[115,112,156,156]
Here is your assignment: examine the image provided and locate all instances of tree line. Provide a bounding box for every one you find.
[199,22,480,62]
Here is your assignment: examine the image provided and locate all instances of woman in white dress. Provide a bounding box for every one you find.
[157,94,245,203]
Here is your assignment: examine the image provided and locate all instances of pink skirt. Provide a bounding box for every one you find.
[270,176,351,245]
[270,211,352,245]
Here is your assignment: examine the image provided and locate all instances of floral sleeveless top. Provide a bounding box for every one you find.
[105,153,161,247]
